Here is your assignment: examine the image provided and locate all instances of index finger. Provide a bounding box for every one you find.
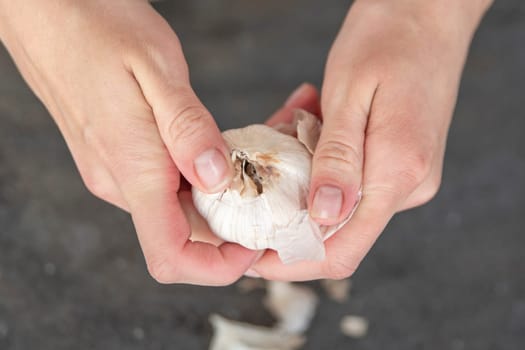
[265,83,321,127]
[251,127,428,281]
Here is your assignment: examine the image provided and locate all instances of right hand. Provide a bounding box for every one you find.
[0,0,259,285]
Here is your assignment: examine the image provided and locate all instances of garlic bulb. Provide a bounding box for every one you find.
[192,110,357,264]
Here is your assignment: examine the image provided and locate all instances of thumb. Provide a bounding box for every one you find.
[310,76,377,225]
[153,86,233,194]
[129,34,233,194]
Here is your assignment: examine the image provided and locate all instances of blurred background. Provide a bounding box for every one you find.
[0,0,524,349]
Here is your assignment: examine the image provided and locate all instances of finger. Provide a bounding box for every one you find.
[266,83,321,127]
[399,160,443,211]
[99,67,257,285]
[110,143,257,285]
[252,102,430,280]
[128,24,233,194]
[309,71,378,225]
[369,80,445,213]
[178,190,225,246]
[129,181,257,285]
[251,185,403,281]
[93,60,258,285]
[251,146,421,282]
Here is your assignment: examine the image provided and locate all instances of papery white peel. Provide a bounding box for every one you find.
[193,109,359,263]
[264,281,318,334]
[340,315,369,338]
[209,314,304,350]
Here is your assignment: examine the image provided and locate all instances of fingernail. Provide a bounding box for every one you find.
[312,185,343,220]
[285,83,309,107]
[194,148,230,192]
[244,269,261,278]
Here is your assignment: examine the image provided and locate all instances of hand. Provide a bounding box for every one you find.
[253,0,493,280]
[0,0,258,285]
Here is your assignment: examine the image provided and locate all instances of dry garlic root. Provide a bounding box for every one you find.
[192,110,358,264]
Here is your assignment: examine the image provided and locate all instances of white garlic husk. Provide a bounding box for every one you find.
[209,314,305,350]
[192,110,356,264]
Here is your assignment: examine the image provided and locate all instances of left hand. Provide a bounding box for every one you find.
[0,0,258,285]
[251,0,491,280]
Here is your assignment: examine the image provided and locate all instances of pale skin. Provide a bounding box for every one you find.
[0,0,493,284]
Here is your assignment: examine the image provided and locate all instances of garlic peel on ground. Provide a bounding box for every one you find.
[193,110,359,264]
[264,281,318,334]
[209,314,304,350]
[340,315,369,338]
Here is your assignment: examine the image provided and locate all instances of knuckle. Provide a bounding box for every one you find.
[83,176,107,199]
[428,172,442,195]
[325,258,357,280]
[166,104,212,144]
[398,151,434,189]
[146,255,180,284]
[423,173,441,201]
[413,173,442,206]
[138,25,184,65]
[217,272,242,287]
[81,169,115,201]
[314,139,362,175]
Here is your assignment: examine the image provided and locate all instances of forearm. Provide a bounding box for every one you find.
[0,0,151,43]
[0,0,52,44]
[465,0,495,16]
[351,0,493,38]
[440,0,494,34]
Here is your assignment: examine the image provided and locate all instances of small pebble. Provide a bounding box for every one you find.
[115,257,128,271]
[0,321,9,338]
[44,262,56,276]
[132,327,145,340]
[340,315,368,338]
[445,211,463,228]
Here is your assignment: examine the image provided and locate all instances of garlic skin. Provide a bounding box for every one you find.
[209,314,305,350]
[192,110,355,264]
[264,281,318,334]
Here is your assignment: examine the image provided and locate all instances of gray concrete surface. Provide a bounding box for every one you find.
[0,1,524,349]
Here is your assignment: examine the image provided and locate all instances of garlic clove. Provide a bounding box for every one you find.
[192,124,313,253]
